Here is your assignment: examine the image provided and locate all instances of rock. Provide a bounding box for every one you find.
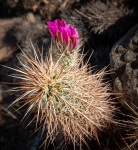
[110,24,138,112]
[12,12,50,53]
[0,18,22,63]
[0,13,50,82]
[0,0,78,20]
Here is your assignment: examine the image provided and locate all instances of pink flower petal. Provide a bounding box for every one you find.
[47,21,53,27]
[60,20,67,27]
[55,19,62,27]
[69,26,79,37]
[48,26,58,39]
[47,19,79,48]
[71,36,79,48]
[57,31,63,44]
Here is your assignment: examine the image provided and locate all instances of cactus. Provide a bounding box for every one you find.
[7,19,116,149]
[79,1,133,34]
[8,44,115,149]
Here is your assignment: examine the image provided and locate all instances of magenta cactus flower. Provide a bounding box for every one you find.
[47,19,79,48]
